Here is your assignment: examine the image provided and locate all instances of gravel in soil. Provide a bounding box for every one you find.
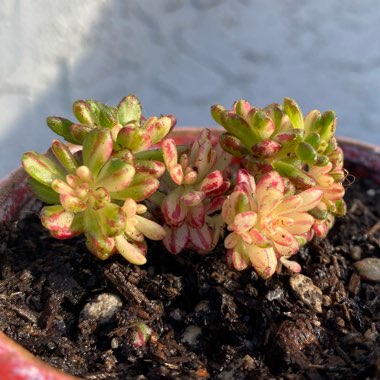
[1,168,380,379]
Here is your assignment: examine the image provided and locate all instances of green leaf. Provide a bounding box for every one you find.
[99,105,119,129]
[210,104,225,125]
[249,110,275,139]
[111,174,160,202]
[51,140,78,173]
[304,110,321,134]
[219,132,249,158]
[96,159,136,192]
[116,125,137,151]
[86,100,103,119]
[319,110,336,142]
[264,103,284,133]
[220,110,260,150]
[295,142,318,164]
[69,124,93,145]
[73,100,98,125]
[97,203,126,237]
[143,116,176,146]
[82,129,113,177]
[234,99,252,119]
[283,97,304,130]
[22,151,65,187]
[272,160,316,189]
[117,94,142,125]
[28,177,60,204]
[40,205,75,232]
[46,117,75,142]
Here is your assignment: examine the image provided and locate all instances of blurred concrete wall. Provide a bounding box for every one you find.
[1,0,380,178]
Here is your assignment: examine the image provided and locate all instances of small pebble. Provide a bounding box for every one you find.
[169,308,183,321]
[80,293,123,324]
[265,286,284,301]
[181,325,202,346]
[111,338,119,349]
[350,246,362,261]
[367,189,376,196]
[289,274,323,313]
[354,258,380,281]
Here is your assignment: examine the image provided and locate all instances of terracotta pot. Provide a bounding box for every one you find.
[0,127,380,379]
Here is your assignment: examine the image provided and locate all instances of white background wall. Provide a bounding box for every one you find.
[1,0,380,178]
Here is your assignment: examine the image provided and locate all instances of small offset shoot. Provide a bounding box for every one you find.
[22,95,347,279]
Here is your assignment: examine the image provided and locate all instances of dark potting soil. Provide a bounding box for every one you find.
[1,169,380,380]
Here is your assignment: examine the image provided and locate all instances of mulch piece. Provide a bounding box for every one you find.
[1,166,379,379]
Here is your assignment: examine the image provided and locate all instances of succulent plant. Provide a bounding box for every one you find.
[211,97,346,242]
[22,128,165,263]
[158,129,232,254]
[46,95,176,152]
[21,94,347,280]
[222,169,323,278]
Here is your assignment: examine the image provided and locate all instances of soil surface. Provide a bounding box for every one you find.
[1,164,380,380]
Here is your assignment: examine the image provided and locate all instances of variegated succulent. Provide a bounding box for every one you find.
[46,95,176,153]
[211,97,346,240]
[21,94,347,280]
[22,128,166,264]
[222,169,323,278]
[158,129,231,254]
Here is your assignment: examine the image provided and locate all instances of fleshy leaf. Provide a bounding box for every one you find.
[162,224,189,254]
[69,124,93,145]
[272,161,316,189]
[135,215,166,240]
[117,95,142,125]
[181,190,205,207]
[162,138,178,169]
[22,152,65,187]
[46,117,76,143]
[82,129,113,177]
[145,116,176,145]
[189,223,212,251]
[162,190,187,227]
[96,159,135,192]
[73,100,98,126]
[86,232,115,260]
[111,174,159,202]
[96,105,118,129]
[51,140,78,174]
[210,104,226,125]
[135,160,165,178]
[41,205,75,232]
[28,177,60,204]
[187,203,206,228]
[248,245,277,279]
[219,133,249,158]
[283,97,304,130]
[233,211,257,234]
[97,203,126,237]
[199,170,223,194]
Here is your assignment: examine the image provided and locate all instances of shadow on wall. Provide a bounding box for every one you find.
[1,0,380,178]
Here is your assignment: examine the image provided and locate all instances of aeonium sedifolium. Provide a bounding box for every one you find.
[211,97,346,242]
[21,95,347,280]
[21,95,176,264]
[46,94,176,152]
[157,129,232,254]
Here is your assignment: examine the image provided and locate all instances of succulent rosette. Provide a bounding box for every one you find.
[22,128,165,264]
[222,169,323,278]
[46,95,176,153]
[159,129,231,254]
[211,98,341,185]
